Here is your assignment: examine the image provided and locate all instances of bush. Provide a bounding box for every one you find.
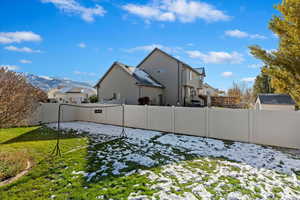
[0,68,47,128]
[138,96,150,105]
[89,95,98,103]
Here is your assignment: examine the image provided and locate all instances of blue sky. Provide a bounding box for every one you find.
[0,0,280,90]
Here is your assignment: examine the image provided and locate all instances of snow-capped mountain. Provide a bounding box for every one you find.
[24,73,94,91]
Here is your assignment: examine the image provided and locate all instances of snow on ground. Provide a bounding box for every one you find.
[47,122,300,199]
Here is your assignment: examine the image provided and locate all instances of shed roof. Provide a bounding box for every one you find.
[257,94,295,105]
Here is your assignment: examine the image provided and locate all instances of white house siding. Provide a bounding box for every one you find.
[260,104,295,111]
[98,65,140,105]
[255,98,295,111]
[66,93,88,104]
[139,50,180,105]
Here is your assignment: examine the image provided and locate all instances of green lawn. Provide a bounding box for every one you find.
[0,125,299,200]
[0,127,156,200]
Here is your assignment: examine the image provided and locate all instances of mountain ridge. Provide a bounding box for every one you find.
[24,73,94,91]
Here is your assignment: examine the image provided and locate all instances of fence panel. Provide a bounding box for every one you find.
[148,106,173,132]
[76,107,93,122]
[41,103,60,123]
[209,108,249,142]
[106,106,123,126]
[61,105,77,122]
[174,107,206,137]
[253,110,300,149]
[39,103,300,149]
[124,105,147,129]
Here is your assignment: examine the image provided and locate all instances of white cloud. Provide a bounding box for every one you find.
[122,0,230,23]
[248,64,261,69]
[225,29,266,39]
[41,0,106,22]
[125,44,181,54]
[241,77,256,82]
[19,59,32,64]
[77,42,86,48]
[186,50,244,64]
[266,49,277,54]
[272,33,279,38]
[4,45,42,53]
[0,64,20,71]
[221,71,233,77]
[0,31,42,44]
[73,70,97,76]
[126,44,164,52]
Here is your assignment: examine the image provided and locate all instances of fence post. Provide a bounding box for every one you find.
[248,109,252,143]
[205,107,210,137]
[172,106,175,134]
[145,105,148,129]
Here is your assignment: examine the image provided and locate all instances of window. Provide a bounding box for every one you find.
[112,93,117,99]
[189,71,192,81]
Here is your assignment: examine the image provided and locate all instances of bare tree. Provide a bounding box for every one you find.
[227,81,253,108]
[0,68,47,128]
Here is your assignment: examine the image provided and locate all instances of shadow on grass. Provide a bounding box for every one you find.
[1,127,80,145]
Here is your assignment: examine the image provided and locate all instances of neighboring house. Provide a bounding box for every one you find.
[255,94,296,111]
[94,48,206,106]
[48,87,96,104]
[198,83,224,97]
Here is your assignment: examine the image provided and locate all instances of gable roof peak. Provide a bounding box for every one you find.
[137,47,205,76]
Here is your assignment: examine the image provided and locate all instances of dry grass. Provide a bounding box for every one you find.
[0,151,29,181]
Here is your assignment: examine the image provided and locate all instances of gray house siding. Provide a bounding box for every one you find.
[138,50,181,105]
[97,65,140,105]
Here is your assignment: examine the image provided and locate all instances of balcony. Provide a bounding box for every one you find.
[182,70,203,88]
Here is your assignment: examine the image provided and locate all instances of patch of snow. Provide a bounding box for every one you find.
[112,162,128,175]
[47,122,300,199]
[132,68,162,87]
[39,75,53,80]
[125,154,157,167]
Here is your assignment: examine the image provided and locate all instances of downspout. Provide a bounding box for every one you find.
[183,86,186,106]
[177,61,180,105]
[138,86,142,98]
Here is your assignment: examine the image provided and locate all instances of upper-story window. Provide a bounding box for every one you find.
[189,71,192,81]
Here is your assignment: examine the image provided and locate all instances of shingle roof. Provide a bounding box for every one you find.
[194,67,205,76]
[116,62,163,88]
[257,94,295,105]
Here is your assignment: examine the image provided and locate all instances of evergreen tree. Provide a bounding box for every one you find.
[253,66,275,97]
[249,0,300,105]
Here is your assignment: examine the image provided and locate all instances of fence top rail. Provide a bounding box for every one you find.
[58,103,123,109]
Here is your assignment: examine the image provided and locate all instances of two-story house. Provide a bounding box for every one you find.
[94,48,205,106]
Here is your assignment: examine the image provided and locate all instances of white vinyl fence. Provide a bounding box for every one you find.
[38,103,300,149]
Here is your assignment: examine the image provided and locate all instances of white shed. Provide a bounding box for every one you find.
[255,94,296,111]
